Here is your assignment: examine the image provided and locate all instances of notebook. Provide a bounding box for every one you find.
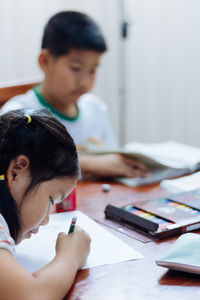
[156,233,200,274]
[104,189,200,239]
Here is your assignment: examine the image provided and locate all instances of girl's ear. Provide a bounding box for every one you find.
[7,155,30,183]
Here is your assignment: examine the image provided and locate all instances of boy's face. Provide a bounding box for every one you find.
[40,48,102,106]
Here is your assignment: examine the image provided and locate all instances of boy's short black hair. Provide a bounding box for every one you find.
[41,11,107,57]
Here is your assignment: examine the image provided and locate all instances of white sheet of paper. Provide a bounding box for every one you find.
[160,171,200,193]
[15,210,143,272]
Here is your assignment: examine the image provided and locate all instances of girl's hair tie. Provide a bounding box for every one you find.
[24,114,32,124]
[0,175,5,180]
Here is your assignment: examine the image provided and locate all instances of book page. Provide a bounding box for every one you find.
[15,211,143,273]
[125,141,200,170]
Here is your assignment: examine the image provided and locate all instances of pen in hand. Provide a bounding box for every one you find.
[68,216,77,233]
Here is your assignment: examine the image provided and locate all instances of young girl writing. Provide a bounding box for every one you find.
[0,109,91,300]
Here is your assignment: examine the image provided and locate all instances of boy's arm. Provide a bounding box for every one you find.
[79,153,148,178]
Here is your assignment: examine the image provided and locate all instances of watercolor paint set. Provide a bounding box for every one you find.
[104,189,200,239]
[169,189,200,210]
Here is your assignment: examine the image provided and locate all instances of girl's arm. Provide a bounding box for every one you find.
[0,227,90,300]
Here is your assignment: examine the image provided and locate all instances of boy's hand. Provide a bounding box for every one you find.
[79,154,149,178]
[56,226,91,269]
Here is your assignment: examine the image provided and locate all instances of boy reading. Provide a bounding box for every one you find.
[1,11,147,179]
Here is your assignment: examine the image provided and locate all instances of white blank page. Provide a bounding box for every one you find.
[15,210,143,272]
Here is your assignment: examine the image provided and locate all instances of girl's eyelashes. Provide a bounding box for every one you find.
[49,195,64,205]
[49,196,54,205]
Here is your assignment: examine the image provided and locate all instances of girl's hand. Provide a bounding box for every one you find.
[55,226,91,269]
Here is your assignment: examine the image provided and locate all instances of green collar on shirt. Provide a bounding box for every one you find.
[33,86,80,121]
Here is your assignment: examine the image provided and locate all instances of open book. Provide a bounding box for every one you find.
[83,141,200,187]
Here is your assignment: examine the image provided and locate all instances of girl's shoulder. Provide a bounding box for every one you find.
[0,214,15,256]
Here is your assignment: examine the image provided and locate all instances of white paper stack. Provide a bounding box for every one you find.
[160,171,200,193]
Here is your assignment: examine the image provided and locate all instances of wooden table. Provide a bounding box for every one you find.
[65,181,200,300]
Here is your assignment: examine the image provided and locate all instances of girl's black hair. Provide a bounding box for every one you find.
[0,109,80,242]
[41,11,107,57]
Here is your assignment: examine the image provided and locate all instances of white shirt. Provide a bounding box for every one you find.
[0,89,117,148]
[0,214,15,256]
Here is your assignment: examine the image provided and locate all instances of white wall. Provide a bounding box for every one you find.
[1,0,200,146]
[125,0,200,146]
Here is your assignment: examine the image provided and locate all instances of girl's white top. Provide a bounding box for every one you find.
[0,214,15,256]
